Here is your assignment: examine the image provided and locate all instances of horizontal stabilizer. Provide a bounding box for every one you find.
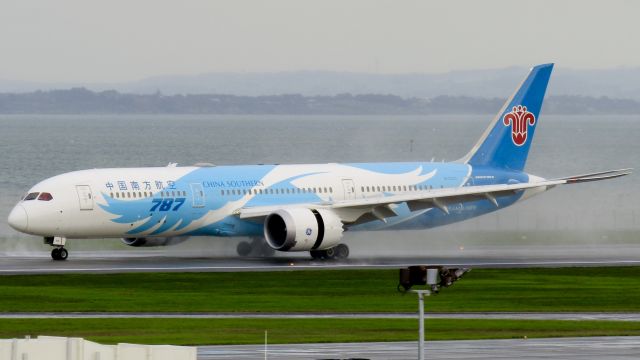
[554,168,632,184]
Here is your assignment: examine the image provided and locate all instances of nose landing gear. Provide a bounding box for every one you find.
[44,236,68,261]
[51,247,68,261]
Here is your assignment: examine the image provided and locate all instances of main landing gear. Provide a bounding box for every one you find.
[310,244,349,260]
[236,237,276,257]
[44,236,68,261]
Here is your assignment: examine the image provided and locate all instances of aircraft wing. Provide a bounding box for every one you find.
[237,168,631,223]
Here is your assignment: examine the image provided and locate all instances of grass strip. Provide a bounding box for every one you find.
[0,267,640,312]
[1,318,640,345]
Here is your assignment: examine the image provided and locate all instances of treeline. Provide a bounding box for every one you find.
[1,88,640,114]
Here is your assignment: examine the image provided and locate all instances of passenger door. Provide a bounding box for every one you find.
[75,185,93,210]
[342,179,356,200]
[190,183,205,208]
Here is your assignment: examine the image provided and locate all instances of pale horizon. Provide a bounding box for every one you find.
[1,0,639,83]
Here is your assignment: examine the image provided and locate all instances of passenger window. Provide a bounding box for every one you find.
[132,192,137,198]
[110,193,114,198]
[116,193,120,198]
[24,192,39,201]
[38,192,53,201]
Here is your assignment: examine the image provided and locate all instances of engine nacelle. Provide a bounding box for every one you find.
[121,237,189,247]
[264,208,344,251]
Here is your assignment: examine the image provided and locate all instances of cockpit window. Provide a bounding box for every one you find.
[37,192,53,201]
[23,192,39,201]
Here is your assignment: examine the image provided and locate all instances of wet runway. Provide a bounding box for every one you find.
[1,251,640,275]
[197,337,640,359]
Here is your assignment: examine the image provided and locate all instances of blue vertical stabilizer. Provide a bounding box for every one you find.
[460,64,554,171]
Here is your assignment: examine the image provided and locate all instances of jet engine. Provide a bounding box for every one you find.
[264,208,344,251]
[121,237,189,247]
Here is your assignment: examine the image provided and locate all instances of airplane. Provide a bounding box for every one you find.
[7,63,631,261]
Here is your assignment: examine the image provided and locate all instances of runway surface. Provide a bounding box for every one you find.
[197,337,640,359]
[1,251,640,274]
[3,312,640,321]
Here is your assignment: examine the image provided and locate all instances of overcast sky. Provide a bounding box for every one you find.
[1,0,638,83]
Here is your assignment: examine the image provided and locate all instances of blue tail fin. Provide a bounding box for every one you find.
[460,64,553,171]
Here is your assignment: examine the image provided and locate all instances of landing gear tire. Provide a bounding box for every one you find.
[236,238,276,257]
[51,247,68,261]
[335,244,349,259]
[309,244,349,260]
[325,247,336,258]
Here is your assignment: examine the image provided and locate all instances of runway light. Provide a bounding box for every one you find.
[458,245,464,251]
[288,262,295,266]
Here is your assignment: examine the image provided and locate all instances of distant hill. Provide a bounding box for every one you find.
[2,67,640,100]
[1,88,639,114]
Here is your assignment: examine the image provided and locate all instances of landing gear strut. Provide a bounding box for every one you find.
[310,244,349,260]
[236,237,276,257]
[45,236,68,261]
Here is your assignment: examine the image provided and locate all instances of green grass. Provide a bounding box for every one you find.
[1,267,640,313]
[2,318,640,345]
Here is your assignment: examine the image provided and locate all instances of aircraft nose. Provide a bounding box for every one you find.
[8,204,28,232]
